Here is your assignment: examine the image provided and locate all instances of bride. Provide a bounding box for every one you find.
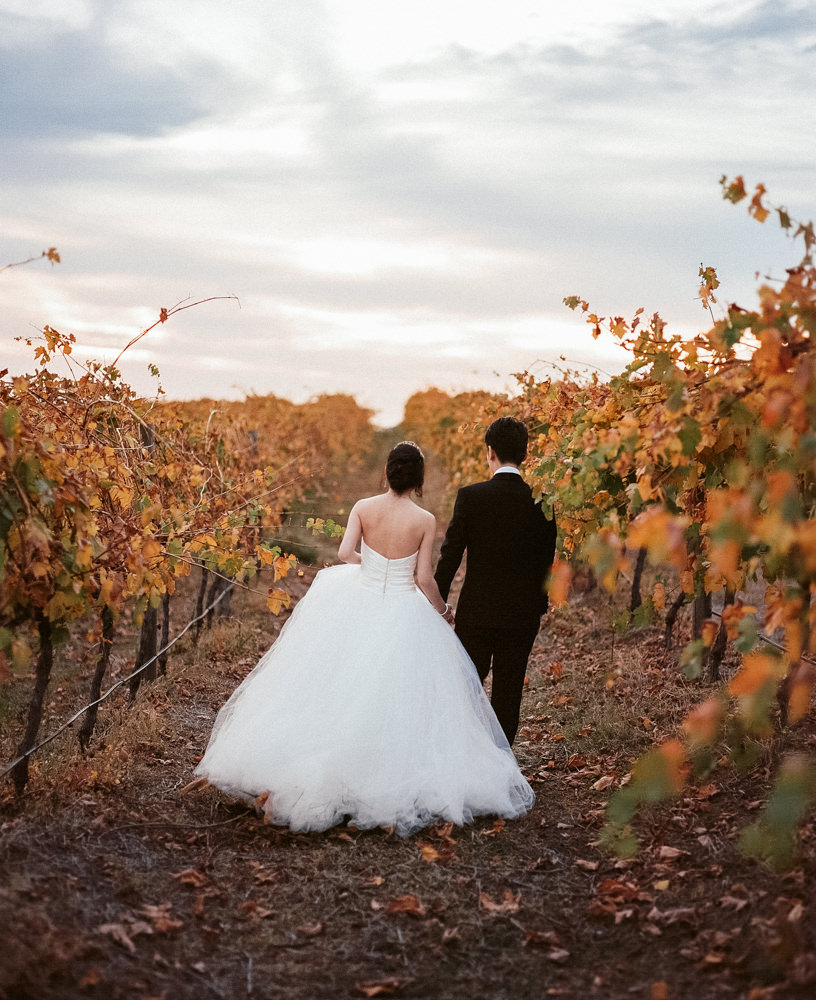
[194,441,534,835]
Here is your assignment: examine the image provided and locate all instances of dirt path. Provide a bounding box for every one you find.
[1,444,814,1000]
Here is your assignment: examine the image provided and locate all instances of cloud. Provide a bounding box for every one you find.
[0,17,213,139]
[1,0,814,427]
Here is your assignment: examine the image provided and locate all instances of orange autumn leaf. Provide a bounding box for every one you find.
[706,539,743,592]
[657,740,688,795]
[729,652,786,697]
[547,559,571,606]
[700,619,719,648]
[627,508,689,570]
[266,588,291,615]
[273,553,297,582]
[749,182,769,223]
[682,698,724,748]
[385,895,426,917]
[479,889,520,915]
[652,582,666,611]
[721,600,757,639]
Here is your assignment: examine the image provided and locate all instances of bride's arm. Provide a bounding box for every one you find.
[337,503,363,564]
[415,518,453,621]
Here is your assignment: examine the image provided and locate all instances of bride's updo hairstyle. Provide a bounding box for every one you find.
[386,441,424,497]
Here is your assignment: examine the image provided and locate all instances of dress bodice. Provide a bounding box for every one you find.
[360,540,418,594]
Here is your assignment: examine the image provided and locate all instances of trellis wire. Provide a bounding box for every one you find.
[0,582,234,783]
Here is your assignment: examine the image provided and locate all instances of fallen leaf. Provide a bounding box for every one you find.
[524,929,562,949]
[178,776,208,794]
[720,895,749,912]
[79,968,101,987]
[647,906,697,926]
[297,921,325,937]
[364,876,385,887]
[386,895,426,917]
[237,900,273,919]
[651,983,670,1000]
[575,859,599,872]
[481,819,506,837]
[441,926,461,944]
[98,920,153,953]
[353,979,406,998]
[657,846,686,861]
[140,903,183,933]
[253,869,277,884]
[592,775,615,791]
[172,868,207,888]
[701,952,725,965]
[595,878,643,902]
[420,844,441,863]
[479,890,520,915]
[546,948,571,963]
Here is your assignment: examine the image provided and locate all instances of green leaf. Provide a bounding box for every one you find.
[740,755,816,870]
[51,625,71,646]
[678,418,701,456]
[651,352,675,381]
[680,639,705,678]
[1,406,20,438]
[611,610,632,634]
[666,382,684,412]
[631,597,655,628]
[748,430,769,467]
[734,615,758,654]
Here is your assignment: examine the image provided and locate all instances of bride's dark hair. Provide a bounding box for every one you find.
[386,441,424,496]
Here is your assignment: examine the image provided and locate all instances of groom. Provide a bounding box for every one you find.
[435,417,557,745]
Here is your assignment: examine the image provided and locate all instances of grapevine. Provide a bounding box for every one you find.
[405,179,816,866]
[1,315,374,791]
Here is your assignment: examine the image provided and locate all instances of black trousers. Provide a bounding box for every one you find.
[455,620,540,745]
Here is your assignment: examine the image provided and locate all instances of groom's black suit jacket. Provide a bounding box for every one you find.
[434,472,557,631]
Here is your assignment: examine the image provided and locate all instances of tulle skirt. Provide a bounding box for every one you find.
[195,564,534,835]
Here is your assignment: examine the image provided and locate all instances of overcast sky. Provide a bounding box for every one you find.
[2,0,814,425]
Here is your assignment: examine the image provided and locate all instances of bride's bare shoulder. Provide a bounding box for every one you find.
[413,503,436,525]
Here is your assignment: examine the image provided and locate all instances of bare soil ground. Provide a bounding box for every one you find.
[1,450,814,1000]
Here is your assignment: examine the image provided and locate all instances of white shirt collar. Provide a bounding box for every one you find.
[494,465,521,476]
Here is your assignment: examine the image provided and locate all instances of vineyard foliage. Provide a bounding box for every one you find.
[1,318,373,785]
[405,180,816,866]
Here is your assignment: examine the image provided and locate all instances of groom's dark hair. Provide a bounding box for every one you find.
[485,417,528,466]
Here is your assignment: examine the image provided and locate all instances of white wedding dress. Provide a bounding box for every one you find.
[195,540,534,835]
